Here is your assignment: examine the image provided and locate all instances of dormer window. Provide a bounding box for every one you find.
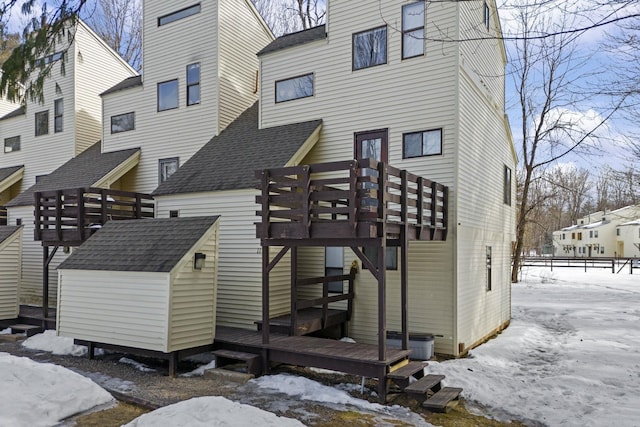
[353,26,387,70]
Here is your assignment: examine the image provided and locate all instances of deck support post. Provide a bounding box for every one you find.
[290,246,298,335]
[377,161,388,362]
[42,245,59,322]
[262,246,270,346]
[400,170,409,351]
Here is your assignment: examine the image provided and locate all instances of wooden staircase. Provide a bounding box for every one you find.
[388,360,462,412]
[212,349,262,377]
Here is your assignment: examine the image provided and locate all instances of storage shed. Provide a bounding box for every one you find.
[56,216,220,367]
[0,226,22,320]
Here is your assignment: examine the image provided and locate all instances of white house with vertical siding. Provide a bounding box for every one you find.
[154,0,516,357]
[99,0,274,194]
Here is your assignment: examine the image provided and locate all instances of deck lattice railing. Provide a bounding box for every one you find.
[34,187,154,245]
[256,158,448,240]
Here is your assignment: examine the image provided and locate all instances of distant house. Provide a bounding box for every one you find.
[616,219,640,258]
[552,205,640,257]
[154,0,516,357]
[0,225,21,320]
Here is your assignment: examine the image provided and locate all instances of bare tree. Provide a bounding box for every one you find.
[252,0,325,36]
[508,1,623,282]
[86,0,141,71]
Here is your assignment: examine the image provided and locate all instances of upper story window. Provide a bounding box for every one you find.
[353,26,387,70]
[158,4,201,26]
[187,63,201,106]
[402,2,425,59]
[504,165,512,206]
[111,112,135,133]
[158,80,179,111]
[54,98,63,133]
[403,128,442,158]
[484,2,490,30]
[4,136,20,153]
[35,110,49,136]
[275,74,314,103]
[37,51,64,67]
[159,157,179,184]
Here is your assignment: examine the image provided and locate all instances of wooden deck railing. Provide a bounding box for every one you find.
[0,206,6,226]
[256,159,448,241]
[34,187,154,245]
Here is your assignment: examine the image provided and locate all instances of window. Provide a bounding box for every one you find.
[158,4,201,26]
[617,228,621,236]
[35,175,46,183]
[577,232,582,240]
[486,246,492,291]
[37,51,64,67]
[15,218,22,226]
[484,2,490,30]
[275,74,314,103]
[402,2,425,59]
[504,165,512,206]
[403,129,442,158]
[158,80,179,111]
[353,26,387,70]
[35,111,48,136]
[595,231,598,238]
[187,63,201,106]
[54,99,63,133]
[589,231,593,238]
[562,233,565,240]
[325,247,344,293]
[600,246,605,254]
[111,112,135,133]
[159,157,179,183]
[4,136,20,153]
[169,210,179,218]
[571,232,576,240]
[363,246,398,270]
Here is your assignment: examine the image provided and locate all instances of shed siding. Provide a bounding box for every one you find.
[57,270,169,352]
[7,206,68,306]
[156,190,291,330]
[0,229,21,319]
[168,224,219,351]
[74,23,137,155]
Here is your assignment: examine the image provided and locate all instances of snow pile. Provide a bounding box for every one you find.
[123,396,304,427]
[181,360,216,377]
[119,357,156,372]
[0,353,113,427]
[428,267,640,427]
[0,327,11,334]
[22,330,88,356]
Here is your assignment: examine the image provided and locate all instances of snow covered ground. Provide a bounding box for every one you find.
[1,266,638,426]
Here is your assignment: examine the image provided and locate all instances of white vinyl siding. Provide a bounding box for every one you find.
[0,228,22,320]
[58,270,170,351]
[156,190,291,330]
[7,206,69,306]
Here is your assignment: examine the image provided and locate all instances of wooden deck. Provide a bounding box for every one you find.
[256,158,448,242]
[215,325,411,398]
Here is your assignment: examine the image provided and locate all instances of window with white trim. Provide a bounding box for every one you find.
[159,157,179,184]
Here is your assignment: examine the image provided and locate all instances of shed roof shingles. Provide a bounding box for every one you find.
[153,102,322,196]
[257,25,326,56]
[58,216,220,272]
[5,142,140,207]
[0,226,21,244]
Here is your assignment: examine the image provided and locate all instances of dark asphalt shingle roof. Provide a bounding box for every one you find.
[101,75,143,96]
[0,106,26,121]
[6,142,140,207]
[0,165,24,183]
[258,25,326,56]
[57,216,220,272]
[0,226,21,245]
[153,102,322,196]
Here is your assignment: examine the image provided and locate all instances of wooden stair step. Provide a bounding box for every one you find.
[422,387,463,412]
[403,374,445,396]
[213,349,262,376]
[388,361,427,389]
[10,324,43,337]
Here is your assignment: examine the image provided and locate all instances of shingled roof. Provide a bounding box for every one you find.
[258,25,326,56]
[153,102,322,196]
[57,216,219,272]
[0,165,24,183]
[0,106,26,121]
[6,142,140,207]
[101,75,143,96]
[0,226,21,245]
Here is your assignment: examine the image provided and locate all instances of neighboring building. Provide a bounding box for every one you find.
[0,225,22,320]
[154,0,516,357]
[617,219,640,258]
[100,0,273,194]
[552,205,640,257]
